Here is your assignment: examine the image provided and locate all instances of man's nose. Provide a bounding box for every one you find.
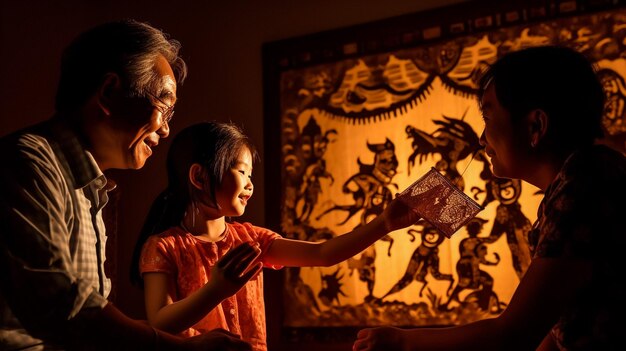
[157,121,170,138]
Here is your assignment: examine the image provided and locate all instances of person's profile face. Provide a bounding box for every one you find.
[479,84,525,179]
[116,55,177,170]
[215,147,254,217]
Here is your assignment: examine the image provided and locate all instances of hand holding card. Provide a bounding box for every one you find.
[396,168,483,238]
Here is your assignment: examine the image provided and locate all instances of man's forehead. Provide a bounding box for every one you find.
[160,75,176,92]
[154,55,177,96]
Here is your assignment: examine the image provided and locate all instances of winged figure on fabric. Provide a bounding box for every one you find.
[405,113,481,190]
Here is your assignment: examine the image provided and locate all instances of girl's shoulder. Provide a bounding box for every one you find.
[146,226,191,246]
[226,221,281,241]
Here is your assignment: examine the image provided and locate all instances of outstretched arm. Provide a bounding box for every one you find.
[263,198,420,267]
[143,242,262,334]
[353,256,591,351]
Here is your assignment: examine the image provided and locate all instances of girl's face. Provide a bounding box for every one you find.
[479,84,529,179]
[215,147,254,217]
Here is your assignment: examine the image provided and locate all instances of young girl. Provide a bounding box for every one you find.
[131,121,419,351]
[353,46,626,351]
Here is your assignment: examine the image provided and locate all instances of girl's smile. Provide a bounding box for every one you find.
[216,147,254,217]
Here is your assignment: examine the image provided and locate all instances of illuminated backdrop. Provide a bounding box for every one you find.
[263,0,626,340]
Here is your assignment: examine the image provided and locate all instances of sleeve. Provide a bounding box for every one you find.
[139,236,176,275]
[241,223,283,270]
[0,135,106,340]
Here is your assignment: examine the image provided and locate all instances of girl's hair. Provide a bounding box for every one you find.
[478,45,605,153]
[130,121,257,286]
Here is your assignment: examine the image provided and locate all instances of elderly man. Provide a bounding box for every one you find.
[0,20,250,351]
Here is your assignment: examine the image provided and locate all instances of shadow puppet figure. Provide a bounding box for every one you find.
[380,223,454,301]
[471,149,532,279]
[443,217,505,314]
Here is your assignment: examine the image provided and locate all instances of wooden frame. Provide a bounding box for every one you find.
[262,0,626,344]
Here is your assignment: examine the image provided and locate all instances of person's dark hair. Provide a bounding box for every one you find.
[130,121,258,286]
[478,45,605,152]
[55,19,187,112]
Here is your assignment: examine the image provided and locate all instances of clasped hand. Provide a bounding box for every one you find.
[208,242,263,299]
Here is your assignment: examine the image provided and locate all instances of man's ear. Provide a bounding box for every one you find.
[97,73,122,116]
[189,163,209,191]
[527,109,549,148]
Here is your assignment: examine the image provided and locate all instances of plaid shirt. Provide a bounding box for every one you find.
[0,118,112,349]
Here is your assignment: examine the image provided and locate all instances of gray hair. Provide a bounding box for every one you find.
[55,19,187,112]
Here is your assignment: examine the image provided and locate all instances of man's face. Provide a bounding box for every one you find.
[115,55,177,169]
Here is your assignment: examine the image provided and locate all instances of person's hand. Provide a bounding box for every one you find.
[353,326,407,351]
[182,328,252,351]
[381,198,421,233]
[207,242,262,300]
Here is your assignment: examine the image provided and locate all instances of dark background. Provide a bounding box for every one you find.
[0,1,466,350]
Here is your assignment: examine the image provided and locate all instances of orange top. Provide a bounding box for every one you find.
[139,222,282,351]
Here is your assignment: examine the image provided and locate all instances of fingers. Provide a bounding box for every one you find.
[227,246,261,277]
[353,340,370,351]
[217,242,254,268]
[381,199,422,232]
[219,242,259,268]
[232,246,262,275]
[353,329,376,351]
[200,329,252,351]
[212,329,252,351]
[207,328,241,338]
[396,199,422,225]
[220,242,262,279]
[356,328,371,338]
[239,262,263,282]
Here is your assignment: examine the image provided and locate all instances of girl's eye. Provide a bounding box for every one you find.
[238,170,252,178]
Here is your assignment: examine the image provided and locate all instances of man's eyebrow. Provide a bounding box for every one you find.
[158,77,177,100]
[161,90,176,100]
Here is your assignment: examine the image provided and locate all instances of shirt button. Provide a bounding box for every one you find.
[230,308,236,315]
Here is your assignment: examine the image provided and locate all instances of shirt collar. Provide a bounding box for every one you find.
[47,117,105,189]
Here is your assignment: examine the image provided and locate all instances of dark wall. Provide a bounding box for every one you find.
[1,0,466,349]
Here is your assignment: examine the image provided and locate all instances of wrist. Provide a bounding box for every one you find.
[151,326,187,351]
[370,214,390,234]
[380,208,396,233]
[204,279,230,301]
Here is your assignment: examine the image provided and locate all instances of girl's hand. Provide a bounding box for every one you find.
[381,198,421,233]
[353,326,407,351]
[208,242,262,299]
